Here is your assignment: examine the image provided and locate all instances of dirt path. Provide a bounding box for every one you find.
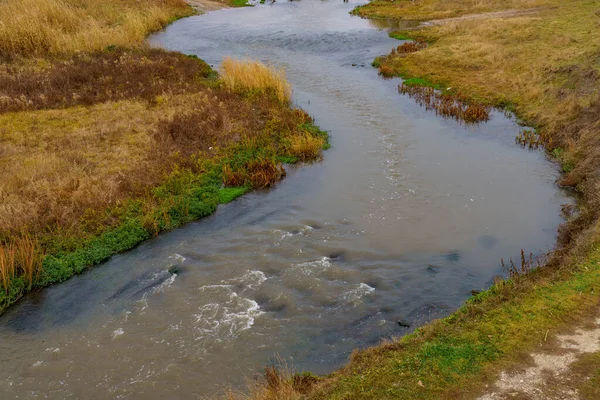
[478,315,600,399]
[186,0,229,13]
[419,7,550,27]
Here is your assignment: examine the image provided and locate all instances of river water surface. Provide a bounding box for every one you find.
[0,1,570,398]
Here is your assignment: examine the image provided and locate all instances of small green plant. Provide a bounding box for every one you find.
[389,31,412,41]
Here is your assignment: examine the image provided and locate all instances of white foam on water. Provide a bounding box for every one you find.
[226,270,267,290]
[292,257,333,276]
[112,328,124,339]
[152,272,177,294]
[45,347,60,353]
[274,230,294,241]
[193,289,264,344]
[198,284,234,292]
[342,283,375,306]
[170,253,186,263]
[32,361,43,367]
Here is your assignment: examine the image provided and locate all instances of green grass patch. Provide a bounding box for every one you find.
[389,31,413,41]
[219,186,250,204]
[402,77,443,90]
[277,155,299,164]
[231,0,252,7]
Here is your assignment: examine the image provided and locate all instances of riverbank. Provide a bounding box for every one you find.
[232,1,600,399]
[0,0,328,312]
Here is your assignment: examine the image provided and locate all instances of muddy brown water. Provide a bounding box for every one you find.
[0,1,571,398]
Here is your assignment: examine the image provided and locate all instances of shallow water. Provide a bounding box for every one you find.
[0,1,570,398]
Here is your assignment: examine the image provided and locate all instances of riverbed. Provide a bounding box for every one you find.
[0,0,569,398]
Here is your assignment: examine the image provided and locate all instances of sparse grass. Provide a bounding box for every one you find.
[220,58,292,103]
[572,351,600,400]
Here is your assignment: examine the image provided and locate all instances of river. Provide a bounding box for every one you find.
[0,0,569,398]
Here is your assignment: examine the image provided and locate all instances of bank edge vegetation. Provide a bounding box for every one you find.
[0,0,329,311]
[229,0,600,399]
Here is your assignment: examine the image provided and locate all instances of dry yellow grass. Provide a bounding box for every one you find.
[354,0,561,20]
[223,363,309,400]
[220,58,292,103]
[0,237,42,293]
[0,88,251,242]
[288,134,325,161]
[0,0,192,57]
[0,245,16,294]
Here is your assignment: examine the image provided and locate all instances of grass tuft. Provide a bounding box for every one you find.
[220,58,292,104]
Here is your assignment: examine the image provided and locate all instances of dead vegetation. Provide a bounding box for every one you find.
[398,83,490,123]
[0,49,213,113]
[501,249,539,278]
[224,361,319,400]
[392,40,428,54]
[515,129,542,149]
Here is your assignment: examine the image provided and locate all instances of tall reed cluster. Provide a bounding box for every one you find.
[398,83,490,123]
[0,237,43,294]
[220,58,292,103]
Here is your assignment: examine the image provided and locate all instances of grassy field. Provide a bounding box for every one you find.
[0,0,328,311]
[226,0,600,399]
[352,0,561,20]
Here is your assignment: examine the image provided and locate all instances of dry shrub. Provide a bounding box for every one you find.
[154,106,228,156]
[0,49,212,113]
[288,134,324,161]
[390,40,428,55]
[223,363,306,400]
[378,64,395,78]
[0,0,192,58]
[220,58,292,103]
[501,249,538,278]
[399,84,490,123]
